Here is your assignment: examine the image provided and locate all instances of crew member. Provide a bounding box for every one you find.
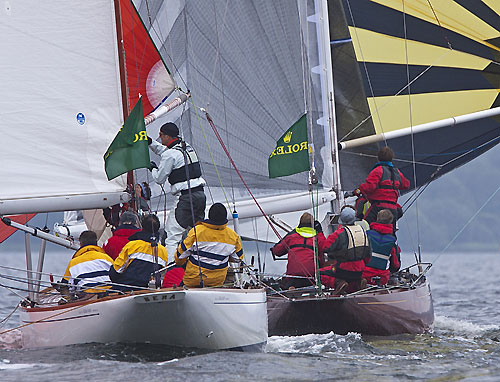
[110,214,168,291]
[103,211,141,260]
[362,209,401,285]
[149,122,206,257]
[175,203,243,287]
[353,146,409,228]
[61,230,113,300]
[323,207,372,294]
[271,213,326,290]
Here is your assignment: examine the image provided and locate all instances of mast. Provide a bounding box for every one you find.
[317,0,342,213]
[114,0,135,210]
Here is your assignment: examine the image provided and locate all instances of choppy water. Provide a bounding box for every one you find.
[0,251,499,381]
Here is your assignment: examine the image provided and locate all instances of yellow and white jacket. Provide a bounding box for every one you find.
[175,222,243,287]
[63,245,113,294]
[110,231,168,288]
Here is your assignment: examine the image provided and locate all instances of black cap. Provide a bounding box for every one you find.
[160,122,179,137]
[205,203,228,225]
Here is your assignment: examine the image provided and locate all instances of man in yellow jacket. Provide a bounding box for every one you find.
[110,214,168,291]
[62,231,114,299]
[175,203,243,287]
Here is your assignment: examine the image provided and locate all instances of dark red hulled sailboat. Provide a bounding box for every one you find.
[267,267,434,337]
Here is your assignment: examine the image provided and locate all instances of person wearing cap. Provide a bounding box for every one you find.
[352,146,409,229]
[148,122,206,258]
[103,211,141,260]
[271,212,326,290]
[323,206,372,294]
[110,214,168,291]
[174,203,243,288]
[60,231,114,301]
[362,209,401,285]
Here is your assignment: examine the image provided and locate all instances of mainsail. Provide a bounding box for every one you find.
[0,1,129,214]
[331,0,500,191]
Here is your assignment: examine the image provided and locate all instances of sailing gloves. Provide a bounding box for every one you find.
[314,220,322,233]
[353,188,361,197]
[149,161,158,171]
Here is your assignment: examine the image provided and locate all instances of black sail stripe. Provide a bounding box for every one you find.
[360,63,497,97]
[454,0,500,32]
[342,0,497,61]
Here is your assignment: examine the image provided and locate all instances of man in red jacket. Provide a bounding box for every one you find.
[271,213,326,290]
[323,206,372,294]
[354,146,409,228]
[103,211,141,260]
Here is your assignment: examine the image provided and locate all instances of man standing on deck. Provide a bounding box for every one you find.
[352,146,409,229]
[148,122,206,257]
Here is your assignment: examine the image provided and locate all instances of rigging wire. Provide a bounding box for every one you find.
[432,183,500,266]
[177,103,205,288]
[206,0,230,107]
[204,112,284,241]
[190,99,228,207]
[337,49,452,143]
[344,0,386,144]
[143,0,189,92]
[212,0,236,207]
[402,0,422,255]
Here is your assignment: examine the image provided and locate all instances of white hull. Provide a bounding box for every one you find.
[20,288,267,351]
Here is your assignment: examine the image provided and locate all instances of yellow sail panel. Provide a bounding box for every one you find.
[368,89,499,134]
[483,0,500,16]
[349,26,491,70]
[372,0,500,44]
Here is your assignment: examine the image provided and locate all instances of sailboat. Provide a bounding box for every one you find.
[0,0,267,351]
[130,0,500,337]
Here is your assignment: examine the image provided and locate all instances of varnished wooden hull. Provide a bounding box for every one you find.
[267,281,434,336]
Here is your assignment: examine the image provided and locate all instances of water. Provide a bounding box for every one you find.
[0,251,499,381]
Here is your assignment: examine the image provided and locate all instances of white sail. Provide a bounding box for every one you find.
[0,1,128,215]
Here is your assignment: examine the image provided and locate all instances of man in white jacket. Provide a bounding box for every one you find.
[149,122,206,257]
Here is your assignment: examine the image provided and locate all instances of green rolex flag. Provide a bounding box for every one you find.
[104,98,150,180]
[268,114,310,178]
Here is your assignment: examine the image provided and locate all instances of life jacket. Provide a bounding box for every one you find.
[167,139,202,186]
[332,224,369,262]
[366,229,396,270]
[371,162,402,206]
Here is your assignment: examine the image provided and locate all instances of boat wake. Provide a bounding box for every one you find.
[267,332,364,355]
[0,329,22,350]
[434,315,499,338]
